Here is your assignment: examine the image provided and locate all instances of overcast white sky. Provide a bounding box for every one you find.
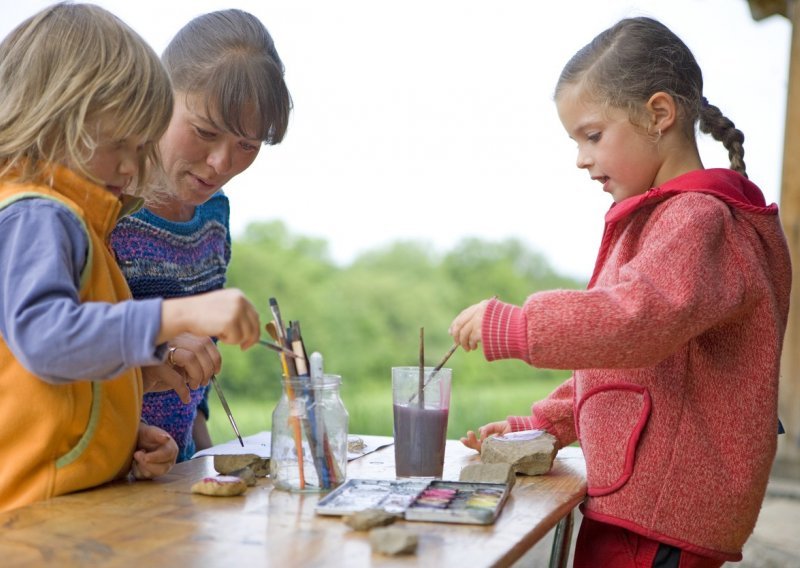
[3,1,791,280]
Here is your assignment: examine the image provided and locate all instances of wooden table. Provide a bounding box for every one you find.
[0,441,586,567]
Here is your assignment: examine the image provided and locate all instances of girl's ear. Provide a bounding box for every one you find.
[646,91,677,134]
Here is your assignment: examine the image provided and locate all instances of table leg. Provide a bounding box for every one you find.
[548,509,574,568]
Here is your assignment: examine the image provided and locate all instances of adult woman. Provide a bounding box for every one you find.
[110,9,292,461]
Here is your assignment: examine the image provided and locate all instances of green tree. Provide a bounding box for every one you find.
[213,221,584,437]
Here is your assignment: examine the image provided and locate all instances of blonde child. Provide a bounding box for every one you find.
[0,3,261,512]
[449,17,790,568]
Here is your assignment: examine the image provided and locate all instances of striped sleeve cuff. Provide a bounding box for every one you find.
[481,297,531,363]
[508,414,552,432]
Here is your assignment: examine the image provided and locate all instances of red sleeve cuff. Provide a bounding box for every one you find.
[508,414,552,432]
[481,298,530,363]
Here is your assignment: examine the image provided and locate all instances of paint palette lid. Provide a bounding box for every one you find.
[315,478,511,525]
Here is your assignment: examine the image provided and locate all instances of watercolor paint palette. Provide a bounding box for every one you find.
[315,478,511,525]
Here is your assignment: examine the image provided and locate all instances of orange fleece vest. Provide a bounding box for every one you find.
[0,165,143,512]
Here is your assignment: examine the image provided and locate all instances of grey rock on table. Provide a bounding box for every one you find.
[459,462,517,489]
[480,431,557,475]
[369,527,419,556]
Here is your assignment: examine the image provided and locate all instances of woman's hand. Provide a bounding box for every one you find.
[142,334,220,403]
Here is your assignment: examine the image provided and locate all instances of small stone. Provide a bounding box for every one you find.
[480,430,557,476]
[459,463,516,489]
[251,458,270,477]
[369,527,418,556]
[190,475,247,497]
[214,454,269,477]
[230,466,257,486]
[344,508,398,531]
[347,436,366,453]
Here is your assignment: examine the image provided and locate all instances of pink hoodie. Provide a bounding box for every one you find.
[482,169,791,561]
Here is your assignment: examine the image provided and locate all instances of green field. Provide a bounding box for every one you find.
[206,376,566,445]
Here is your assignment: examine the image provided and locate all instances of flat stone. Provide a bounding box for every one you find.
[480,430,557,475]
[190,475,247,497]
[369,527,418,556]
[213,454,269,477]
[229,466,257,486]
[459,462,516,489]
[344,508,398,531]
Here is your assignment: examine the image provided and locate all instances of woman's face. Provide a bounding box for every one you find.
[158,92,262,206]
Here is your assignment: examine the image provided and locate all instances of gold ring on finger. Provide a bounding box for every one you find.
[168,346,178,367]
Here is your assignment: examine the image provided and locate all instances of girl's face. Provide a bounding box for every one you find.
[71,116,147,198]
[158,92,262,207]
[556,84,662,203]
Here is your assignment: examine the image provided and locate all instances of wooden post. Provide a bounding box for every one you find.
[778,0,800,465]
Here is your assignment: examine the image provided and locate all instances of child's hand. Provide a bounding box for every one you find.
[449,299,491,351]
[159,289,261,349]
[460,420,511,451]
[131,423,178,480]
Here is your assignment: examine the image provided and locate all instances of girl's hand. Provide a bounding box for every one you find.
[460,420,511,451]
[449,298,491,351]
[131,423,178,479]
[142,334,220,403]
[158,289,261,349]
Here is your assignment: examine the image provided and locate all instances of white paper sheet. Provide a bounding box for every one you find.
[191,432,394,462]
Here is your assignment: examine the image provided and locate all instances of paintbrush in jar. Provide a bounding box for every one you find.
[267,298,305,488]
[259,338,298,358]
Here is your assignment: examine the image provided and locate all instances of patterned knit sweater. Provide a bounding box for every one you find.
[481,169,791,561]
[109,192,230,462]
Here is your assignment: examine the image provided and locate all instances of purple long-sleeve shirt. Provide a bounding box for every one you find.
[0,198,165,384]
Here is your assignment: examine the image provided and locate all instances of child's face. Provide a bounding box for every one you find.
[556,84,662,203]
[71,116,147,198]
[158,92,262,207]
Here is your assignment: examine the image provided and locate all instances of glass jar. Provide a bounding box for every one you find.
[270,375,348,492]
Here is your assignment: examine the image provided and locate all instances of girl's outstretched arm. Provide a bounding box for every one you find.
[460,420,511,451]
[449,298,492,351]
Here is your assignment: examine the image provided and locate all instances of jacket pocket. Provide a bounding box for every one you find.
[576,383,651,497]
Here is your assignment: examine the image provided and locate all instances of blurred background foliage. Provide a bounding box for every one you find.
[208,221,585,443]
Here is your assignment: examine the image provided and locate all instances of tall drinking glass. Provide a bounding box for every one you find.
[392,366,451,478]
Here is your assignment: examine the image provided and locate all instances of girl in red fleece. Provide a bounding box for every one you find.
[449,17,791,568]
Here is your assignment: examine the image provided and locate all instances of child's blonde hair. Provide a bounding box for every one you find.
[0,2,173,194]
[555,17,747,177]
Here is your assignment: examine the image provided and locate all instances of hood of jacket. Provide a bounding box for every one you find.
[588,168,778,288]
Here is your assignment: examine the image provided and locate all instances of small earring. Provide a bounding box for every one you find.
[654,128,662,142]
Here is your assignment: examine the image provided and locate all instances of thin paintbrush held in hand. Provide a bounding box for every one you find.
[409,343,458,405]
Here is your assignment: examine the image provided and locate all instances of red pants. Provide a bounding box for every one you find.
[573,516,724,568]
